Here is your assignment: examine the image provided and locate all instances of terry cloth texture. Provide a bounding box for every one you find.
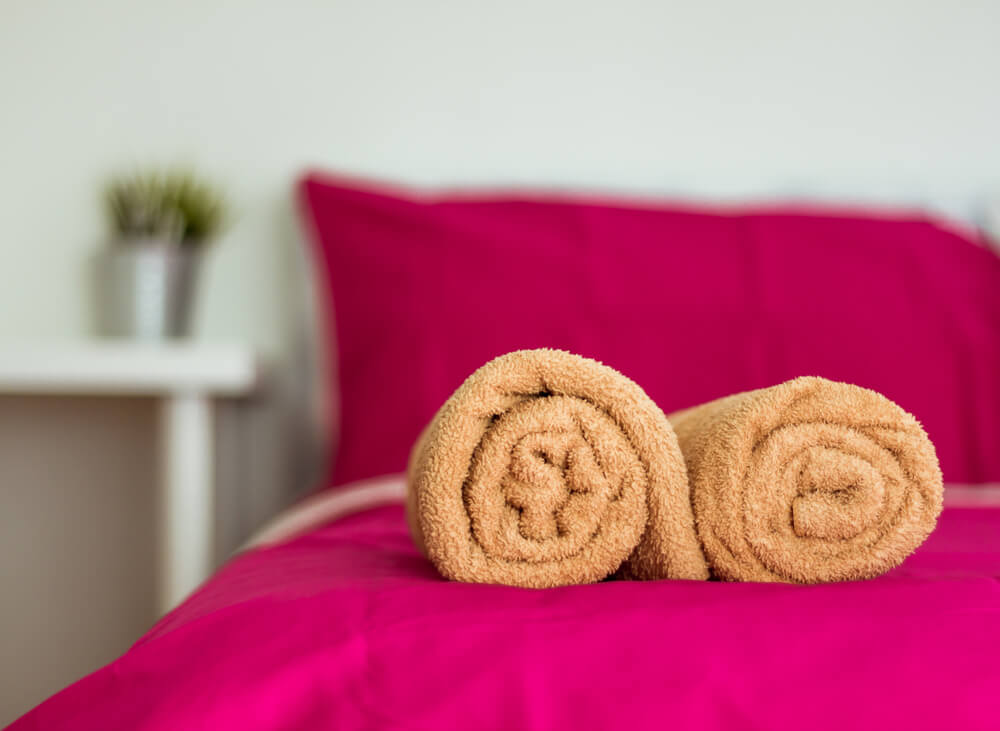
[406,349,709,587]
[670,376,944,583]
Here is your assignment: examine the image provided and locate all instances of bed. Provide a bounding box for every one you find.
[11,173,1000,730]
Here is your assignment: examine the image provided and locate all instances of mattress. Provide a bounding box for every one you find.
[11,478,1000,730]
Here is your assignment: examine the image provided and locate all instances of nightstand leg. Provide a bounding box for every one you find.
[159,391,214,614]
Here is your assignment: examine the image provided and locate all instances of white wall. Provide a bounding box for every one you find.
[0,396,158,723]
[1,0,998,352]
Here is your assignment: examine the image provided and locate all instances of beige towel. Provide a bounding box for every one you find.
[407,349,708,587]
[670,376,944,583]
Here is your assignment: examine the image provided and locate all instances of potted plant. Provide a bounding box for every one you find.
[95,170,227,339]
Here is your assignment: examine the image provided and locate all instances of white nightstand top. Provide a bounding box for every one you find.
[0,341,261,396]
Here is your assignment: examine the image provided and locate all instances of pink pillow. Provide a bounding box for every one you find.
[297,171,1000,487]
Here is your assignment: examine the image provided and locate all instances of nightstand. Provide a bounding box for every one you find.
[0,341,263,612]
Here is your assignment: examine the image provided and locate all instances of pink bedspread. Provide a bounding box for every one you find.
[12,503,1000,730]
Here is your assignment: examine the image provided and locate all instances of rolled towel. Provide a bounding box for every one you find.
[406,349,709,587]
[670,376,944,583]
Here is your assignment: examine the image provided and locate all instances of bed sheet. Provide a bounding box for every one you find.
[11,481,1000,730]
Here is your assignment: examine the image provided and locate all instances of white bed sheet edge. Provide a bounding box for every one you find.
[242,474,406,551]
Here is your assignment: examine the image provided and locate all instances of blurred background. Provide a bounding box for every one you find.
[1,0,999,723]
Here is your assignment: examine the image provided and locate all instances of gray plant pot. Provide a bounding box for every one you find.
[93,239,200,339]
